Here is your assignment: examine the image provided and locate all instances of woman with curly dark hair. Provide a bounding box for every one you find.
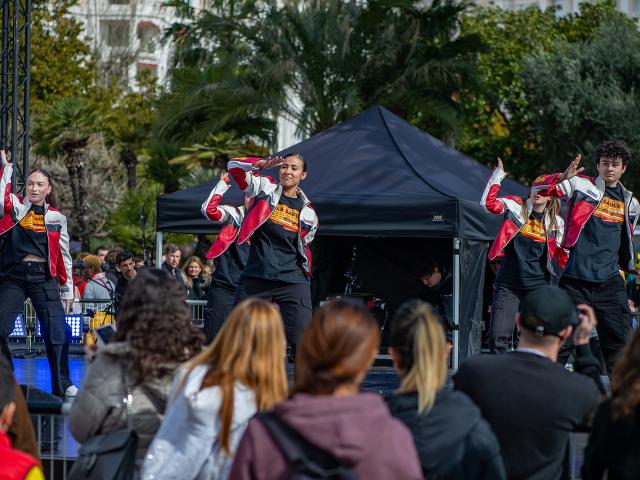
[583,327,640,480]
[69,269,204,474]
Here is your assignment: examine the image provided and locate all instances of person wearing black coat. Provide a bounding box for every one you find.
[454,286,602,480]
[583,327,640,480]
[385,300,506,480]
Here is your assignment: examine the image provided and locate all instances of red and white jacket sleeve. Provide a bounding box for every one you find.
[59,214,74,300]
[302,208,319,247]
[227,157,277,199]
[0,159,14,217]
[533,173,575,198]
[480,167,509,215]
[201,176,244,225]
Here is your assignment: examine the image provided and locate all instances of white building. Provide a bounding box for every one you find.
[475,0,640,18]
[70,0,209,87]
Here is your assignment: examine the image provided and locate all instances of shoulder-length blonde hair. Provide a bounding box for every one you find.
[178,298,288,454]
[390,300,447,414]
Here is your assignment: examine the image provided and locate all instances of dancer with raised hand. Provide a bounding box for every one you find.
[539,140,640,372]
[0,151,76,397]
[227,153,318,355]
[481,157,564,353]
[200,171,250,342]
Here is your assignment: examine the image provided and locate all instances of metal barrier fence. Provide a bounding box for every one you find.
[28,401,75,480]
[10,299,208,347]
[188,299,207,328]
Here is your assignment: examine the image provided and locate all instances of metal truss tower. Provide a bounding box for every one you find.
[1,0,31,192]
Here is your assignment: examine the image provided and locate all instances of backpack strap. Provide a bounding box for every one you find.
[257,411,358,479]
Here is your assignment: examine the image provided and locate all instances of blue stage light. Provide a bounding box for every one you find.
[10,313,83,341]
[9,315,25,338]
[65,315,83,339]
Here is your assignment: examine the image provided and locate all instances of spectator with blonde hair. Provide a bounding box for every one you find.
[141,298,288,480]
[386,300,505,480]
[230,298,422,480]
[182,256,209,301]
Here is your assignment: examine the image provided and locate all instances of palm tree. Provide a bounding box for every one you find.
[32,97,102,247]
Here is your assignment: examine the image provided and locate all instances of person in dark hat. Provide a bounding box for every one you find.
[454,286,603,480]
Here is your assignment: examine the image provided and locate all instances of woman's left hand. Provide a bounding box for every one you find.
[64,299,74,314]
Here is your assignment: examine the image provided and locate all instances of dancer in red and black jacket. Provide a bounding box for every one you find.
[200,172,250,343]
[538,140,640,373]
[0,151,76,397]
[481,158,564,353]
[227,153,318,353]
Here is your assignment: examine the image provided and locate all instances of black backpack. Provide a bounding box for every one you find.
[258,412,358,480]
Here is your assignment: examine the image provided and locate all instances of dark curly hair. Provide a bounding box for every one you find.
[114,268,204,385]
[595,139,632,166]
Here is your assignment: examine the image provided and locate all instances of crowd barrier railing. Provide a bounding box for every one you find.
[27,399,75,480]
[10,299,208,348]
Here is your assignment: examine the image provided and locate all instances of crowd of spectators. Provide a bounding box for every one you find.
[3,260,640,479]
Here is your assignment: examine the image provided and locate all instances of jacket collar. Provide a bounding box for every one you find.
[596,176,634,203]
[275,184,312,207]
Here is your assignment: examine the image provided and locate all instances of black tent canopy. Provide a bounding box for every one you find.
[156,105,527,365]
[157,105,525,237]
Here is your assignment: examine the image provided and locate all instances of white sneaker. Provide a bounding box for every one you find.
[65,385,79,397]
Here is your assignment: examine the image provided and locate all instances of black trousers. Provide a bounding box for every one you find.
[235,277,312,347]
[559,275,631,374]
[203,283,236,343]
[490,283,534,353]
[0,262,72,395]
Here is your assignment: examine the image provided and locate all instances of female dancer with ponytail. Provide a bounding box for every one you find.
[481,158,564,353]
[385,300,506,480]
[227,153,318,355]
[0,151,76,397]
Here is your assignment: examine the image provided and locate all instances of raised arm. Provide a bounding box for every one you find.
[0,150,14,217]
[201,172,244,225]
[227,156,282,199]
[480,158,508,215]
[535,154,584,198]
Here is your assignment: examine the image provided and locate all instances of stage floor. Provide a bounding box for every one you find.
[12,355,400,395]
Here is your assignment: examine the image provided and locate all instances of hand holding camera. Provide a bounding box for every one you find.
[573,304,597,346]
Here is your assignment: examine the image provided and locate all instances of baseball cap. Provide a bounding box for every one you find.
[519,286,578,337]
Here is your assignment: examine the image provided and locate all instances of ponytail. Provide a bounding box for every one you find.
[390,300,447,414]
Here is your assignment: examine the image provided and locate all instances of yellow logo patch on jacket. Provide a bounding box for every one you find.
[19,210,46,233]
[519,218,546,243]
[593,196,624,223]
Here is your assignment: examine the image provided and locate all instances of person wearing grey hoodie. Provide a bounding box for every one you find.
[229,298,422,480]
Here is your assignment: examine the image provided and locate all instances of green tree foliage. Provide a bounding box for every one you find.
[459,0,622,183]
[30,0,99,114]
[522,17,640,190]
[32,97,103,246]
[104,75,158,191]
[160,0,481,143]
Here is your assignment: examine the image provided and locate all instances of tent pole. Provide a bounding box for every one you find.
[155,231,163,268]
[452,237,461,370]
